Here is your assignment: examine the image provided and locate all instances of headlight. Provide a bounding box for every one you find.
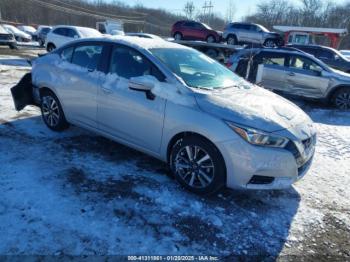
[227,122,289,148]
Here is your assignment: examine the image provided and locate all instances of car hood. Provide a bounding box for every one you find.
[194,83,311,133]
[331,68,350,80]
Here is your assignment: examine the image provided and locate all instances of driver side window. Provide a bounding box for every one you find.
[109,45,165,81]
[289,55,323,73]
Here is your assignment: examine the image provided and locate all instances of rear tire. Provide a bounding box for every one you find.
[331,87,350,110]
[40,90,69,131]
[169,136,226,195]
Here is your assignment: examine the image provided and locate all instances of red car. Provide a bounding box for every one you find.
[171,20,221,43]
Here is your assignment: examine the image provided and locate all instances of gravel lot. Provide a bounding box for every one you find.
[0,46,349,260]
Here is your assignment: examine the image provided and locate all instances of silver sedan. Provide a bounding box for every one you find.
[16,36,316,194]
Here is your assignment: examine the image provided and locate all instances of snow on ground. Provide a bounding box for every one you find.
[0,50,349,259]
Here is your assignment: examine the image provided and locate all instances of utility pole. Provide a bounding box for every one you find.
[202,0,213,25]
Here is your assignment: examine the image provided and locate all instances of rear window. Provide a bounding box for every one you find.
[76,28,101,38]
[71,44,103,71]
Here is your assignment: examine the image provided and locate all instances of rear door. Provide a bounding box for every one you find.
[286,54,329,98]
[257,51,289,91]
[182,22,198,40]
[55,42,106,127]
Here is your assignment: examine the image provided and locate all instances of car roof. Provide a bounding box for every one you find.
[288,44,336,51]
[52,25,94,30]
[68,35,190,51]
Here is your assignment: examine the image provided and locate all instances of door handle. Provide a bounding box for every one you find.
[288,72,295,76]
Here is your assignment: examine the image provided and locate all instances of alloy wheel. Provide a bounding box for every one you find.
[264,40,275,48]
[174,33,182,41]
[335,92,350,109]
[174,145,215,189]
[207,36,215,43]
[42,96,60,127]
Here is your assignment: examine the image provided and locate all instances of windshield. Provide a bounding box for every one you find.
[257,24,269,32]
[332,48,349,61]
[4,25,22,34]
[77,28,102,38]
[202,23,212,30]
[150,48,241,89]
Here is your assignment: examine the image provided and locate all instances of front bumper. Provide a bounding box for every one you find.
[217,134,316,190]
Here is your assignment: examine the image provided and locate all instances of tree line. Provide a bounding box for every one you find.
[0,0,349,48]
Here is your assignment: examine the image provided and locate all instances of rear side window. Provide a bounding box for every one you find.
[260,52,287,67]
[66,29,79,38]
[53,28,66,36]
[61,46,74,62]
[109,45,165,81]
[317,49,334,60]
[71,44,103,71]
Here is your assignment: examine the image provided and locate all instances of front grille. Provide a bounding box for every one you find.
[248,175,275,185]
[0,34,13,40]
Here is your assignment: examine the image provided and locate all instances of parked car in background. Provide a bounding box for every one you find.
[13,36,316,194]
[45,25,102,52]
[17,25,37,40]
[340,50,350,60]
[289,44,350,73]
[126,33,163,40]
[228,48,350,109]
[36,26,52,46]
[171,20,222,43]
[96,20,124,35]
[223,22,284,47]
[2,24,31,42]
[0,25,17,49]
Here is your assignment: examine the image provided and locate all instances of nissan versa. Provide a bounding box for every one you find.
[12,36,316,195]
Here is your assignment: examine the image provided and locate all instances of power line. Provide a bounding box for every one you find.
[27,0,146,24]
[51,0,147,20]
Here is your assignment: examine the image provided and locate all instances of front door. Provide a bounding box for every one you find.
[97,44,167,153]
[286,54,330,98]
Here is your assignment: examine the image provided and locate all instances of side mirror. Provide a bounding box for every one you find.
[129,75,159,100]
[73,35,79,39]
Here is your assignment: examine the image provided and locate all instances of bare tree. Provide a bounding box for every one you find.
[225,0,235,23]
[183,1,195,20]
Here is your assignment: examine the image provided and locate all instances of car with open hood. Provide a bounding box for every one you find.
[2,24,32,42]
[0,25,17,49]
[12,36,316,194]
[228,48,350,109]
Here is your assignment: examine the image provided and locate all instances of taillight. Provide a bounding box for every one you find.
[225,62,233,68]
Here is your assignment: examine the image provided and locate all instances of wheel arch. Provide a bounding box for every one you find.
[327,85,350,102]
[166,131,225,166]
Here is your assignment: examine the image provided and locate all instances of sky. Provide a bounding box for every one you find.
[124,0,349,20]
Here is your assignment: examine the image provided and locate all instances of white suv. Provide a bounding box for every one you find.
[45,25,101,52]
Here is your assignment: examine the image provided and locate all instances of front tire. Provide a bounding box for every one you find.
[40,90,69,131]
[206,35,215,43]
[331,87,350,109]
[173,32,183,41]
[227,35,237,45]
[264,39,276,48]
[169,136,226,195]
